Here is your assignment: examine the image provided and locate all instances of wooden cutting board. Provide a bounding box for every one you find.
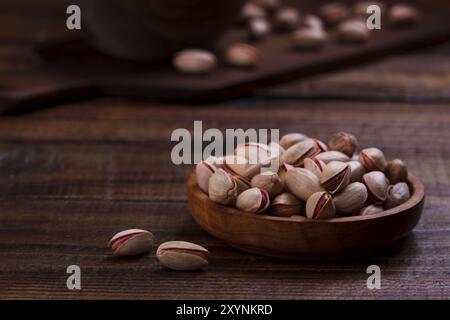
[0,0,449,114]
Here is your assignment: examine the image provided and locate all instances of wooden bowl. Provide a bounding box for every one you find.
[187,171,425,259]
[73,0,245,60]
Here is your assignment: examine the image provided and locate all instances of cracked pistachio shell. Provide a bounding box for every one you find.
[195,157,217,194]
[348,160,366,183]
[303,14,324,29]
[108,229,154,257]
[385,159,408,184]
[271,192,305,217]
[318,2,350,26]
[225,43,262,68]
[157,241,209,271]
[337,19,369,43]
[208,169,238,205]
[173,49,217,74]
[359,204,384,216]
[277,162,294,188]
[359,147,387,171]
[281,139,322,167]
[332,182,368,216]
[362,171,389,204]
[315,151,350,164]
[320,161,351,194]
[239,2,267,24]
[306,191,335,219]
[328,132,358,157]
[275,7,301,31]
[249,18,271,40]
[233,174,251,195]
[385,182,411,209]
[285,168,325,201]
[291,27,328,50]
[279,133,309,150]
[251,171,284,197]
[223,155,262,180]
[235,143,271,164]
[236,187,270,214]
[304,157,326,178]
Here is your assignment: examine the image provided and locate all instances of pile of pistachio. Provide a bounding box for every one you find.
[196,132,412,219]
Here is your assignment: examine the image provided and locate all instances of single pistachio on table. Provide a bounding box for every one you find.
[315,150,350,164]
[306,191,336,219]
[236,187,270,214]
[362,171,389,205]
[225,43,262,69]
[279,133,309,149]
[304,157,326,178]
[157,241,209,271]
[195,156,217,194]
[320,161,351,194]
[385,159,408,184]
[337,19,370,43]
[389,4,419,26]
[249,18,271,40]
[239,2,267,24]
[208,169,238,205]
[275,7,301,31]
[359,147,387,171]
[302,14,324,30]
[318,2,350,26]
[173,49,217,75]
[328,132,358,157]
[353,1,386,16]
[332,182,368,216]
[385,182,411,209]
[348,160,366,183]
[108,229,154,257]
[281,139,322,167]
[251,171,284,197]
[359,204,384,216]
[285,168,325,201]
[271,192,305,217]
[291,27,328,50]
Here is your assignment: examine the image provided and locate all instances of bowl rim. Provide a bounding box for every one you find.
[187,170,425,224]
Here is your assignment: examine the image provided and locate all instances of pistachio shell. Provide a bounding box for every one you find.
[348,160,366,183]
[240,2,267,23]
[291,28,327,50]
[277,162,294,189]
[275,7,300,31]
[208,169,238,205]
[108,229,154,257]
[236,187,270,214]
[285,168,325,201]
[332,182,368,216]
[315,151,350,164]
[195,158,217,194]
[328,132,358,157]
[303,14,324,29]
[389,4,419,26]
[271,192,305,217]
[279,133,309,149]
[320,161,351,194]
[337,19,369,43]
[385,159,408,184]
[157,241,209,271]
[358,204,384,216]
[225,43,262,68]
[304,157,326,178]
[223,155,262,180]
[306,191,335,219]
[234,143,270,163]
[385,182,411,209]
[249,18,271,40]
[359,147,387,171]
[318,2,350,26]
[362,171,389,204]
[233,175,251,194]
[251,171,284,197]
[281,139,322,167]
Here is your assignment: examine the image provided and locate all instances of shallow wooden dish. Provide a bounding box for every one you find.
[187,171,425,259]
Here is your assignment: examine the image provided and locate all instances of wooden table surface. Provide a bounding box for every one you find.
[1,1,450,299]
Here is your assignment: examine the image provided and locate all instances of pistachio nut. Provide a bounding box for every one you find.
[328,132,358,157]
[281,139,322,167]
[303,14,324,29]
[195,157,217,194]
[279,133,309,149]
[275,7,301,31]
[385,159,408,184]
[249,18,271,40]
[271,192,305,217]
[285,168,325,201]
[385,182,411,209]
[362,171,389,204]
[291,28,328,50]
[157,241,209,271]
[313,138,328,153]
[306,191,336,219]
[359,147,387,171]
[348,160,366,183]
[318,2,350,26]
[236,187,270,214]
[304,157,326,178]
[332,182,368,216]
[251,171,284,197]
[234,142,271,164]
[240,2,267,24]
[233,174,251,194]
[277,162,294,188]
[108,229,154,257]
[338,19,369,43]
[208,169,238,205]
[173,49,217,75]
[225,43,262,68]
[315,150,350,164]
[389,4,419,26]
[223,155,261,180]
[358,204,384,216]
[320,161,351,194]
